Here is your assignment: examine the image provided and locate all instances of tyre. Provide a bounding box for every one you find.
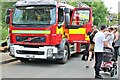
[115,70,117,75]
[110,69,114,77]
[102,68,107,72]
[114,65,117,75]
[57,45,68,64]
[19,58,29,62]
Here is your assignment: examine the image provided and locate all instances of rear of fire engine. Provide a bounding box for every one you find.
[6,0,92,64]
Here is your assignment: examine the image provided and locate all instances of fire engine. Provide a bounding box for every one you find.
[6,0,92,64]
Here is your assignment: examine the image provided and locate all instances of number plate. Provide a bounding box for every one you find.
[25,55,35,58]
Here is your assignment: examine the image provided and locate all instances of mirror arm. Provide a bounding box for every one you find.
[58,24,62,29]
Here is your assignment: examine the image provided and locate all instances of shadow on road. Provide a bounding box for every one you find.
[8,53,82,67]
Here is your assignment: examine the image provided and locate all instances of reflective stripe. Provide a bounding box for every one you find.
[85,34,90,40]
[56,27,65,38]
[12,30,50,34]
[69,28,86,34]
[56,27,63,34]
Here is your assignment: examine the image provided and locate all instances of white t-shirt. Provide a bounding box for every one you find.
[94,31,106,52]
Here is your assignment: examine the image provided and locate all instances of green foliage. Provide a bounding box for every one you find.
[84,2,109,27]
[1,2,15,40]
[67,2,78,7]
[109,13,118,26]
[1,28,8,40]
[2,2,15,27]
[118,13,120,25]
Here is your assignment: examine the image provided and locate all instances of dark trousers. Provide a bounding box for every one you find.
[114,46,119,61]
[82,44,89,60]
[94,52,103,76]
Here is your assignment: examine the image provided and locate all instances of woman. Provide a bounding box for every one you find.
[113,26,119,62]
[86,29,98,68]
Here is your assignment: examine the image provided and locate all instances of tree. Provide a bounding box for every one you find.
[118,13,120,25]
[2,2,15,28]
[84,2,109,27]
[1,2,15,40]
[67,2,78,7]
[109,13,118,26]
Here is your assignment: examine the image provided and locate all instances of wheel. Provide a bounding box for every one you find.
[102,68,107,72]
[57,45,68,64]
[110,69,114,77]
[115,70,117,75]
[114,65,117,75]
[19,58,29,62]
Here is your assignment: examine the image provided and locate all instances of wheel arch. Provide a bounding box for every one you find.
[59,38,70,59]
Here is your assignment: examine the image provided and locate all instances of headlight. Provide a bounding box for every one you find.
[47,48,53,58]
[10,47,15,54]
[40,37,46,42]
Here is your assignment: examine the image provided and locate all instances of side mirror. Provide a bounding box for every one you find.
[5,15,10,24]
[64,8,70,27]
[65,13,70,25]
[6,9,10,15]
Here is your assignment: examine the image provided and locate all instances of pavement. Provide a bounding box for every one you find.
[0,52,18,64]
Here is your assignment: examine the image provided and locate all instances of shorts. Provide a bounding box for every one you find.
[89,44,95,52]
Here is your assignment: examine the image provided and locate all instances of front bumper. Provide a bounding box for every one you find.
[9,45,62,59]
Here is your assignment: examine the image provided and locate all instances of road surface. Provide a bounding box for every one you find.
[0,52,119,79]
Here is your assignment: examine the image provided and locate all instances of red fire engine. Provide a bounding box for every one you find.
[6,0,92,64]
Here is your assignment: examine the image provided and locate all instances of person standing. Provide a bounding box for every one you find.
[113,26,119,62]
[104,27,114,46]
[81,34,91,61]
[82,25,98,61]
[93,25,112,79]
[81,42,90,61]
[86,29,98,68]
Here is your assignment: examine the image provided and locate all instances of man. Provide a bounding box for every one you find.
[93,25,112,79]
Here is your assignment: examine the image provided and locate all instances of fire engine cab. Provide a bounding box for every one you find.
[6,0,92,64]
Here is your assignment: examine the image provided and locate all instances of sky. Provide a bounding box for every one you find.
[103,0,120,14]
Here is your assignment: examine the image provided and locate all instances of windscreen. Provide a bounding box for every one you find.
[13,6,56,26]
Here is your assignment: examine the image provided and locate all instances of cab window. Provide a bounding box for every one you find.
[72,9,90,26]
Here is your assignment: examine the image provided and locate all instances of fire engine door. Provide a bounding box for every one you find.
[68,8,90,42]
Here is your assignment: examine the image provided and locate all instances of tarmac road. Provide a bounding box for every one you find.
[0,52,119,79]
